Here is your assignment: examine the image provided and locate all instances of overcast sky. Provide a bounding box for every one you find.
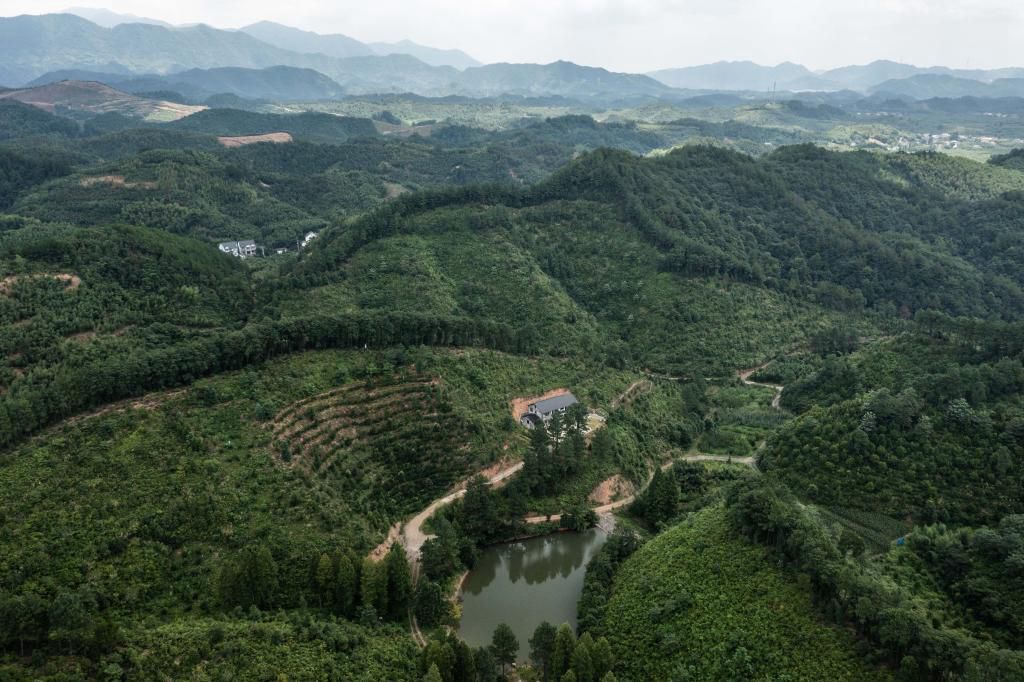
[4,0,1022,72]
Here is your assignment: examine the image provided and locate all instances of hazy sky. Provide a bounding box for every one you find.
[4,0,1022,72]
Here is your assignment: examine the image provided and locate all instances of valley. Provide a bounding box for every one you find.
[1,7,1024,681]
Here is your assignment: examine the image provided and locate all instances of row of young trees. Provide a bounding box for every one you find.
[527,622,616,682]
[217,544,413,626]
[419,622,617,682]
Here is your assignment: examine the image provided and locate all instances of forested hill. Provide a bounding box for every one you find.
[299,144,1024,321]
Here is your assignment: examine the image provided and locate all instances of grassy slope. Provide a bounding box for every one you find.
[601,505,891,681]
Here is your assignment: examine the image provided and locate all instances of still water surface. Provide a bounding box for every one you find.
[457,529,606,661]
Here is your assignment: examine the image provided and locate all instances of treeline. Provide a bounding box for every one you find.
[217,544,412,624]
[417,621,617,682]
[0,543,414,661]
[726,478,1024,680]
[0,312,530,449]
[576,531,643,636]
[0,148,72,209]
[914,309,1024,359]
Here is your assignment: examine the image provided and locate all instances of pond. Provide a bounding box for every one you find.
[457,528,607,661]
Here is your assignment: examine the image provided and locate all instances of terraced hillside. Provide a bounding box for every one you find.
[269,373,473,514]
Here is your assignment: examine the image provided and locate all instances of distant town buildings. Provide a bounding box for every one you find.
[218,240,258,258]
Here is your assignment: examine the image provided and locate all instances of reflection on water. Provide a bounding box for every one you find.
[458,529,606,661]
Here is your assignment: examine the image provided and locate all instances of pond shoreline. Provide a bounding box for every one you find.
[454,527,609,659]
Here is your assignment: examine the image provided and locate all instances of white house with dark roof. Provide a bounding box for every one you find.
[521,392,579,428]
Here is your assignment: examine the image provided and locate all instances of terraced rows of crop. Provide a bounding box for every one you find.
[816,506,911,553]
[269,374,474,518]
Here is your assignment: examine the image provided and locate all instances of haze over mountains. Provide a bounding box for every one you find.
[1,12,1023,105]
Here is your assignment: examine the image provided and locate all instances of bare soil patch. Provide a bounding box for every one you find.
[384,182,410,199]
[1,273,81,295]
[79,175,157,190]
[217,132,293,148]
[588,474,636,506]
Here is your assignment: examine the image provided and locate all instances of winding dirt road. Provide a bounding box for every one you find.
[522,453,755,525]
[400,461,524,563]
[390,364,781,646]
[738,363,784,409]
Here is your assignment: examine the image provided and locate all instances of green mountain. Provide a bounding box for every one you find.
[122,66,347,102]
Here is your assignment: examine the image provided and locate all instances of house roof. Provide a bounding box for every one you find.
[238,239,256,248]
[531,393,578,414]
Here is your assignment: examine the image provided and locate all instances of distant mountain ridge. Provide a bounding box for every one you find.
[239,22,481,70]
[648,58,1024,94]
[650,61,833,92]
[369,40,480,70]
[0,14,675,102]
[5,14,1024,101]
[59,10,480,70]
[237,21,374,60]
[455,61,674,100]
[868,73,1024,99]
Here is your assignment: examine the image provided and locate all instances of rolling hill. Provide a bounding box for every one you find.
[870,74,1024,99]
[455,61,676,101]
[0,80,203,121]
[649,60,831,92]
[27,66,348,102]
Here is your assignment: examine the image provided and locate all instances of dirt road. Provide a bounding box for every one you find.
[370,461,525,568]
[737,364,784,410]
[522,453,755,525]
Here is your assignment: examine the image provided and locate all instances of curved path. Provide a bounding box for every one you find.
[392,362,782,646]
[738,363,784,409]
[523,453,755,525]
[403,461,523,563]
